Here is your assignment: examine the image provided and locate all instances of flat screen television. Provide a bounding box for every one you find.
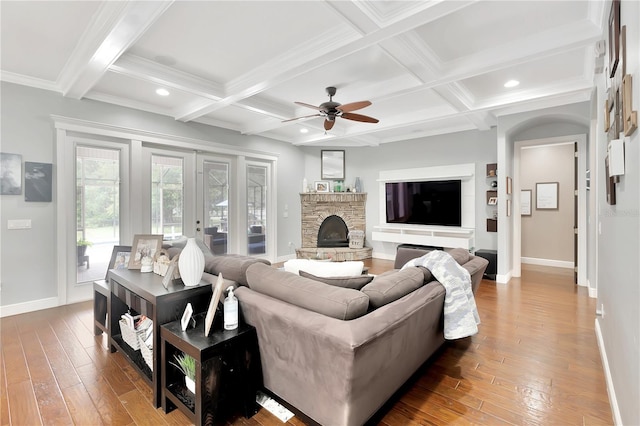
[385,180,461,227]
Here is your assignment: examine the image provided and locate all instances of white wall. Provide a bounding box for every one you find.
[594,1,640,423]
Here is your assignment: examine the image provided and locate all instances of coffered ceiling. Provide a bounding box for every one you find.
[1,1,605,147]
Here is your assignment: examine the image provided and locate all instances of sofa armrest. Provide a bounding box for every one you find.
[236,282,445,425]
[462,255,489,294]
[204,254,270,286]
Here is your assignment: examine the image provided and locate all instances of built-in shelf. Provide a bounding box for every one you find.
[372,225,474,250]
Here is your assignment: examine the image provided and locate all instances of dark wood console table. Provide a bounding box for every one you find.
[106,269,212,407]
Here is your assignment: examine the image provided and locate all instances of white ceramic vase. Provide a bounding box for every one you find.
[178,238,205,287]
[185,376,196,394]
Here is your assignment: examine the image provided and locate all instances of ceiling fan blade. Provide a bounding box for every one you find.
[324,119,335,131]
[294,101,323,111]
[282,113,322,123]
[336,100,371,113]
[341,112,379,123]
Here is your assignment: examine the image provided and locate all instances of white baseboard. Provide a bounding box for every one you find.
[496,271,512,284]
[595,318,622,425]
[521,257,574,269]
[0,297,60,318]
[588,280,597,298]
[371,251,395,261]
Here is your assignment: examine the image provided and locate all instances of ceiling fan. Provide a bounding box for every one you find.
[283,86,379,131]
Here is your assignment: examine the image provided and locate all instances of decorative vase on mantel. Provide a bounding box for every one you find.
[178,238,205,287]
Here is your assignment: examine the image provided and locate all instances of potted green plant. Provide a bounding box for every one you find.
[170,352,196,393]
[77,239,92,265]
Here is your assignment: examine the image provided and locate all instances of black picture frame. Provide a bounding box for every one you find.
[608,0,620,78]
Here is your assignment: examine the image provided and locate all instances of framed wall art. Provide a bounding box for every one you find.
[536,182,559,210]
[24,162,52,202]
[1,153,22,195]
[608,0,620,78]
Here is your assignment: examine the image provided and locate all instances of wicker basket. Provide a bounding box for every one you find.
[119,318,147,350]
[138,334,153,371]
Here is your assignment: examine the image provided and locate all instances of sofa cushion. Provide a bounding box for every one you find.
[298,270,374,290]
[205,254,270,286]
[447,248,470,265]
[361,267,424,309]
[246,263,369,320]
[283,259,364,277]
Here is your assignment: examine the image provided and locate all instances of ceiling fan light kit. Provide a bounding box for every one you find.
[284,86,379,131]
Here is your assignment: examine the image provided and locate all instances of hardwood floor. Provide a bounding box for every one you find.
[1,260,612,425]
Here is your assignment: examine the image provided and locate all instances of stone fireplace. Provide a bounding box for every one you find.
[297,192,372,261]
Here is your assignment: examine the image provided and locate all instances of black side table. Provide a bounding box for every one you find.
[160,314,262,425]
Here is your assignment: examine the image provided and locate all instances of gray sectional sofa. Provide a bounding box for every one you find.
[234,247,489,426]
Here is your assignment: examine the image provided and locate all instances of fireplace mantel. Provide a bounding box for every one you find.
[299,192,367,203]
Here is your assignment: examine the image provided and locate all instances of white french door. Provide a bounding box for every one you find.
[140,147,196,239]
[196,154,235,253]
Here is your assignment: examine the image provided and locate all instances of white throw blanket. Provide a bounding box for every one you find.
[402,250,480,339]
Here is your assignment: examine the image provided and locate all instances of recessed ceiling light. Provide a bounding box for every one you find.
[156,88,170,96]
[504,80,520,88]
[300,128,309,134]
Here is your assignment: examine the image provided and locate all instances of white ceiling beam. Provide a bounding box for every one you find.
[58,1,173,99]
[109,54,223,100]
[175,0,476,123]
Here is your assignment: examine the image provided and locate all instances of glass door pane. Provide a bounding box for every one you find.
[202,160,230,254]
[151,155,183,240]
[76,146,120,283]
[247,164,267,255]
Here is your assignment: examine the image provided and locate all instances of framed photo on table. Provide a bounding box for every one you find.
[128,234,163,269]
[106,245,132,279]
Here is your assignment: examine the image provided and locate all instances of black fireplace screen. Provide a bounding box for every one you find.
[317,215,349,247]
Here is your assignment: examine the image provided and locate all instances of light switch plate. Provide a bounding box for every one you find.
[7,219,31,229]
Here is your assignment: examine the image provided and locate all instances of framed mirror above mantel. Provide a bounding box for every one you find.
[321,150,345,180]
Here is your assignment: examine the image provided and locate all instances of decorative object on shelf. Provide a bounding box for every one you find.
[205,274,225,336]
[536,182,559,210]
[141,256,154,273]
[170,352,196,394]
[486,163,497,177]
[178,238,205,286]
[129,234,163,270]
[490,180,497,188]
[314,181,330,192]
[153,249,180,279]
[302,177,308,193]
[488,197,497,206]
[321,150,345,180]
[354,177,362,193]
[521,190,532,216]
